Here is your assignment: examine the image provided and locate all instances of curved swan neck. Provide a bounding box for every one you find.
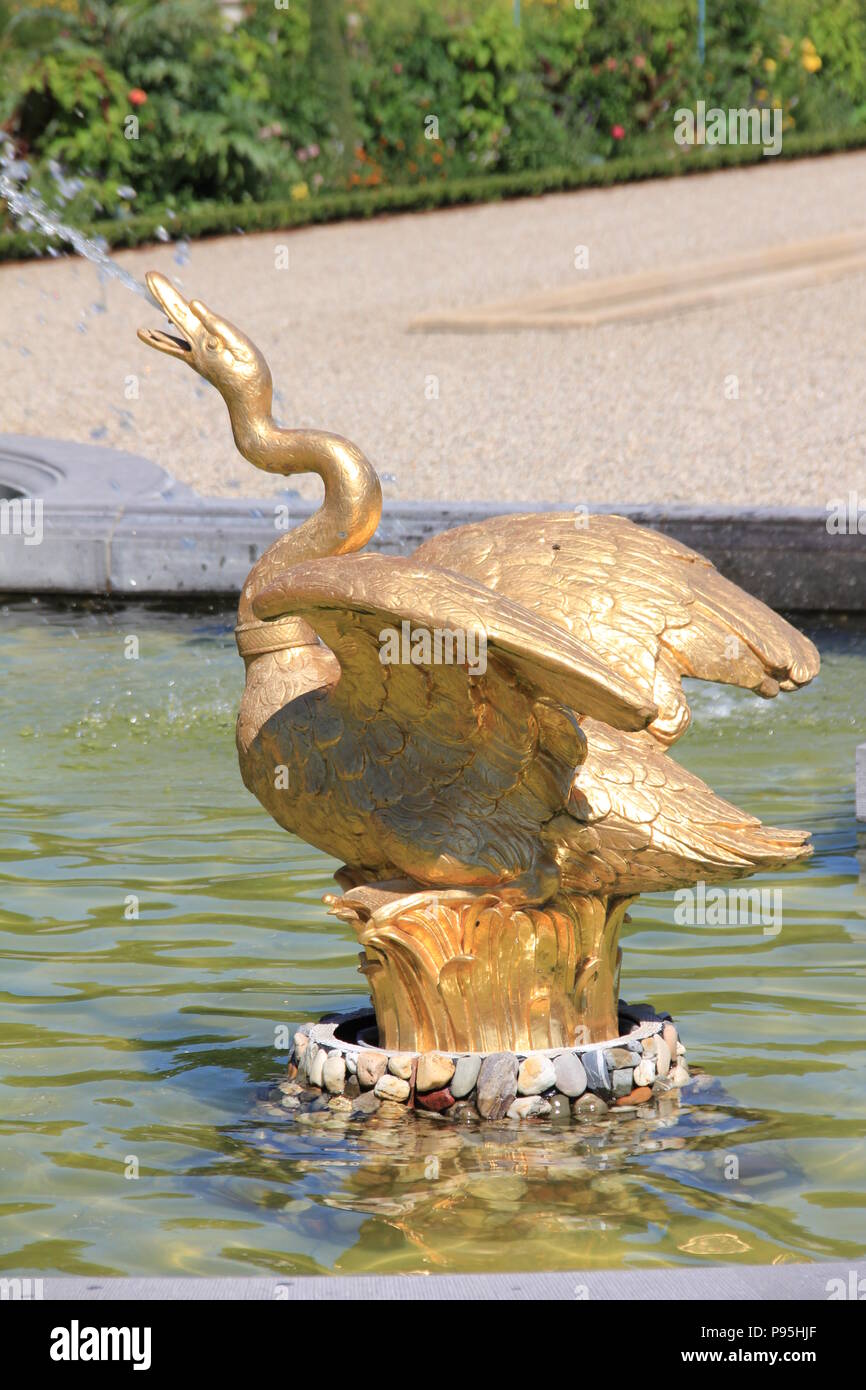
[227,401,382,627]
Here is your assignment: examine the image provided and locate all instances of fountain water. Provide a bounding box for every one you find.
[0,136,158,304]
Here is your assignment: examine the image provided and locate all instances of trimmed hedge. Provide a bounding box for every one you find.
[2,123,865,265]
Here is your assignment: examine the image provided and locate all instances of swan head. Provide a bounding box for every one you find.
[138,271,273,410]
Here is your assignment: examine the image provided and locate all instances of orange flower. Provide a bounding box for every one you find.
[128,88,147,107]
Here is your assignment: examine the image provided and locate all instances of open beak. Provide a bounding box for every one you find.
[137,271,201,361]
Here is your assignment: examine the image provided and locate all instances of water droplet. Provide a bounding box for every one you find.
[0,162,150,299]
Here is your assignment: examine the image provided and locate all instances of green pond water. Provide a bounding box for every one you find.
[0,601,863,1278]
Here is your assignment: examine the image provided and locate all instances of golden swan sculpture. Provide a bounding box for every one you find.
[139,272,819,1052]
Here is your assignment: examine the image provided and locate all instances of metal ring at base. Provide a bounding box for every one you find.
[235,618,318,657]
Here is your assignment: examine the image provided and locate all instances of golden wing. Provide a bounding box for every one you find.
[413,513,820,744]
[545,720,811,897]
[248,552,657,901]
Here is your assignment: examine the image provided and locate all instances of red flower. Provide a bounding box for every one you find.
[611,124,625,140]
[128,88,147,107]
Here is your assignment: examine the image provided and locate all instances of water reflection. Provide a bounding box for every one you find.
[221,1067,852,1273]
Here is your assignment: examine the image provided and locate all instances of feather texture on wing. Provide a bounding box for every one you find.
[239,549,813,903]
[414,513,820,744]
[245,552,656,900]
[545,721,811,896]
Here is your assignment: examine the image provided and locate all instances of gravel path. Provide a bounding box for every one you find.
[2,151,865,508]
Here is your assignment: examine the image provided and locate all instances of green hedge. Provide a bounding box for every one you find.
[1,123,866,265]
[2,123,864,265]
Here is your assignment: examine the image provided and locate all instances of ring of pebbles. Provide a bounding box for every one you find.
[269,1007,691,1123]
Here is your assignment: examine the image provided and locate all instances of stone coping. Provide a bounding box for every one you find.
[0,432,196,506]
[29,1261,866,1300]
[1,434,863,610]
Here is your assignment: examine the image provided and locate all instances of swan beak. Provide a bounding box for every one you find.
[137,271,201,361]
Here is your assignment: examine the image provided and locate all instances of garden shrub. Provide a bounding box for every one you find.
[1,0,865,237]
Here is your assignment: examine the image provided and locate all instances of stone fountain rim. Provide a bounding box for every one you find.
[287,1006,687,1118]
[303,1007,662,1061]
[1,434,862,611]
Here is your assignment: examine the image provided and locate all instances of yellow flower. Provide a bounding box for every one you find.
[291,182,309,201]
[764,58,776,74]
[802,53,822,73]
[801,36,817,52]
[756,88,768,101]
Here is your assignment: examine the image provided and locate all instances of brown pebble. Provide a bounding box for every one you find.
[449,1100,480,1123]
[662,1022,678,1054]
[606,1046,637,1069]
[387,1052,414,1080]
[416,1087,455,1112]
[573,1092,608,1117]
[374,1073,410,1103]
[357,1050,387,1089]
[416,1051,456,1093]
[615,1086,652,1106]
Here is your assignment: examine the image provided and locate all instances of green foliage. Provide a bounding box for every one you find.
[1,0,865,234]
[1,0,319,217]
[309,0,356,161]
[3,121,864,265]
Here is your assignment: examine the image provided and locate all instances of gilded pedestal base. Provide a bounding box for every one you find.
[326,886,634,1053]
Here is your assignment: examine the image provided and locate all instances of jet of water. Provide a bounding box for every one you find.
[0,141,159,306]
